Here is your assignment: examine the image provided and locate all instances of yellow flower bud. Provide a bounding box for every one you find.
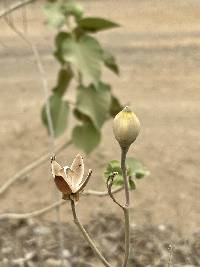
[113,106,140,149]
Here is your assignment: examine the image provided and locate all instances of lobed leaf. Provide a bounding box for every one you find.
[62,2,84,21]
[53,68,73,96]
[129,179,136,190]
[43,2,66,28]
[75,83,111,130]
[126,157,150,179]
[104,160,124,187]
[72,123,101,154]
[109,95,123,118]
[104,160,136,190]
[41,93,69,137]
[104,160,122,178]
[43,1,84,28]
[55,33,103,86]
[104,158,149,189]
[103,50,119,75]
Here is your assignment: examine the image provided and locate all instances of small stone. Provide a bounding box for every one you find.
[25,251,36,261]
[158,224,166,231]
[62,249,71,259]
[34,226,51,235]
[130,223,137,228]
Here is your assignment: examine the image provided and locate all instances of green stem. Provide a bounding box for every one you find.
[70,199,111,267]
[121,146,130,267]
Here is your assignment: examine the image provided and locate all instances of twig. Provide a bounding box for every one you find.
[0,140,72,196]
[70,199,111,267]
[0,200,65,220]
[83,185,123,196]
[106,173,124,209]
[0,0,35,19]
[121,146,130,267]
[4,18,65,266]
[0,186,124,220]
[4,15,55,152]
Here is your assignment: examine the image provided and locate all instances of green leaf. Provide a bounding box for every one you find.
[103,157,149,189]
[104,160,136,189]
[42,93,69,138]
[75,83,111,129]
[54,32,70,64]
[129,179,136,190]
[78,17,119,32]
[103,50,119,75]
[55,33,103,86]
[63,2,84,21]
[109,94,123,117]
[43,1,84,28]
[53,68,73,96]
[73,108,91,124]
[104,160,122,178]
[43,2,66,28]
[104,160,123,187]
[72,123,101,154]
[126,157,150,179]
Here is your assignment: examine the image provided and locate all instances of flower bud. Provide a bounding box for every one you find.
[113,106,140,149]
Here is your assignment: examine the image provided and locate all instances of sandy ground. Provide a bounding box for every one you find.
[0,0,200,238]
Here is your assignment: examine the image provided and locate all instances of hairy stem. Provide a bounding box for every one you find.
[70,199,111,267]
[121,146,130,267]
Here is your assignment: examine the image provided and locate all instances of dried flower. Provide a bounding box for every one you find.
[51,154,92,201]
[113,106,140,149]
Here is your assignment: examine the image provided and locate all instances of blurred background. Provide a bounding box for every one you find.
[0,0,199,266]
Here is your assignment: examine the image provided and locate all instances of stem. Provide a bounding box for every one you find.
[0,0,35,19]
[0,186,124,221]
[70,199,111,267]
[121,146,130,267]
[4,19,65,266]
[0,140,72,196]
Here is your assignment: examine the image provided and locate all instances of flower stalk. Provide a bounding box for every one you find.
[113,106,141,267]
[70,199,111,267]
[121,146,130,267]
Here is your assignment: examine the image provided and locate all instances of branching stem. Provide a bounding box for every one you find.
[0,186,124,220]
[70,199,111,267]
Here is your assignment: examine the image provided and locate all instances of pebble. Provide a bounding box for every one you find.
[62,249,71,258]
[158,224,166,231]
[34,226,51,235]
